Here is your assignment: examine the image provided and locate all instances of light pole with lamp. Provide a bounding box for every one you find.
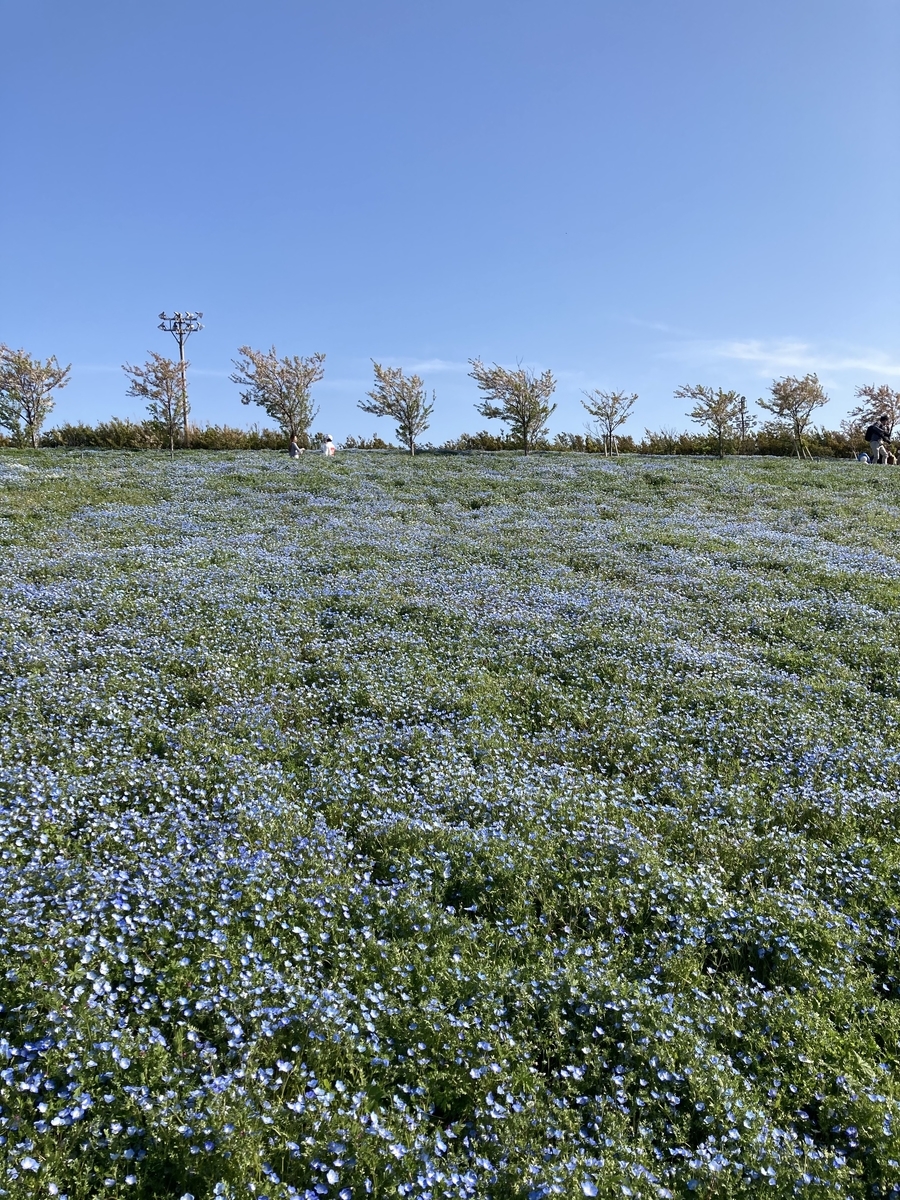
[158,311,203,447]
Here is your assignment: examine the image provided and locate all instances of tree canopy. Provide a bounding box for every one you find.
[581,389,637,457]
[757,373,829,460]
[123,352,186,457]
[0,345,70,448]
[230,347,325,444]
[841,383,900,442]
[676,384,745,458]
[468,359,556,456]
[358,362,434,455]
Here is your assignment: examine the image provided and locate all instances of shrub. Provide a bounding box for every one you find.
[42,421,285,451]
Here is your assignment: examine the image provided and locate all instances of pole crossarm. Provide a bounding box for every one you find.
[158,312,204,339]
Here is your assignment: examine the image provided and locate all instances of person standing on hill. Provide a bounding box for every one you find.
[289,435,303,458]
[866,416,891,463]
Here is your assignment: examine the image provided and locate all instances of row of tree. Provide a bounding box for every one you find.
[1,341,897,458]
[36,420,882,457]
[0,343,556,456]
[585,379,900,460]
[232,351,554,458]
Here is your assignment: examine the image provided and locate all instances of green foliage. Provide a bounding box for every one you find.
[187,424,285,451]
[38,423,864,459]
[442,429,523,451]
[1,453,900,1197]
[44,421,285,450]
[341,433,397,450]
[638,426,856,458]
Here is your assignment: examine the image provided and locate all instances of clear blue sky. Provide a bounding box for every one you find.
[2,1,898,442]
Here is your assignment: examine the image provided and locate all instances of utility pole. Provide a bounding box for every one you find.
[158,311,203,447]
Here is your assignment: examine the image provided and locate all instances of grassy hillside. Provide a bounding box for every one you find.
[1,451,900,1199]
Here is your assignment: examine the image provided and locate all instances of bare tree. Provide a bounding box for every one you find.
[841,383,900,443]
[230,346,325,445]
[0,345,71,448]
[468,359,556,456]
[358,362,435,456]
[675,384,744,459]
[123,353,186,457]
[757,373,829,460]
[580,389,636,457]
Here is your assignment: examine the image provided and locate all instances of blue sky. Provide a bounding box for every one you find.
[2,1,898,442]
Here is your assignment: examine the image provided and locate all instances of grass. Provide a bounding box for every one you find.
[1,450,900,1199]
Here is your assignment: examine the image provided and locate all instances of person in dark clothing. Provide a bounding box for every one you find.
[866,416,891,464]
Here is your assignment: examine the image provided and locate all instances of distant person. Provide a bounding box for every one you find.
[324,435,336,457]
[289,436,303,458]
[865,416,891,464]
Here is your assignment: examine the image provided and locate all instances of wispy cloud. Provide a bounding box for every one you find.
[622,315,698,338]
[661,337,900,379]
[712,339,817,370]
[388,357,471,375]
[716,339,900,376]
[317,376,372,390]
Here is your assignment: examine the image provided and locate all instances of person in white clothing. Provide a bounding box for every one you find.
[324,436,336,457]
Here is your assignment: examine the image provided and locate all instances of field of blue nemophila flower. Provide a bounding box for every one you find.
[1,450,900,1200]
